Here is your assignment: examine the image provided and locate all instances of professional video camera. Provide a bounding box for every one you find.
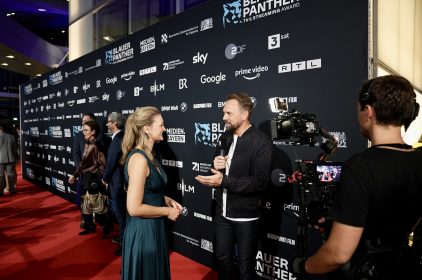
[268,97,321,146]
[290,160,342,225]
[267,97,341,257]
[268,97,337,159]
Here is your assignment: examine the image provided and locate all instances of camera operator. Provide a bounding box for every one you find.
[293,75,422,279]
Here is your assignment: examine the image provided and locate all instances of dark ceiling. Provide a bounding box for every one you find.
[0,0,68,119]
[0,0,69,47]
[0,0,69,83]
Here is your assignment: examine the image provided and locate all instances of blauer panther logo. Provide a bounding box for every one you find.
[195,123,212,146]
[73,126,81,136]
[223,0,242,27]
[105,50,113,64]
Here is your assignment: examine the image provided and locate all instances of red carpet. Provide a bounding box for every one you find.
[0,164,217,279]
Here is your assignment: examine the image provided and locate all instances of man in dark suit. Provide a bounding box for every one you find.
[0,123,17,196]
[102,112,126,256]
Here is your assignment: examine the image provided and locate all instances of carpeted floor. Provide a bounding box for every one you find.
[0,164,217,279]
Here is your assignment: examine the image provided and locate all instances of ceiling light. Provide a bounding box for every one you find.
[61,30,66,33]
[36,74,42,77]
[24,62,32,66]
[103,36,114,42]
[1,63,8,66]
[6,55,14,59]
[38,8,47,12]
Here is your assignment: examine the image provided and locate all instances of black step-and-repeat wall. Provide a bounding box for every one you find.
[20,0,368,277]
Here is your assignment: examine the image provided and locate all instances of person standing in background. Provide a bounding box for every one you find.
[0,123,17,196]
[69,120,112,237]
[73,113,97,168]
[72,113,97,229]
[196,93,272,280]
[102,112,126,256]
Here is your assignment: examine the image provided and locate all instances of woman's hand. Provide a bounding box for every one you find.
[167,207,181,221]
[167,199,183,212]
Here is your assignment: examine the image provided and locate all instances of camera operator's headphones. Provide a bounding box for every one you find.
[359,79,420,129]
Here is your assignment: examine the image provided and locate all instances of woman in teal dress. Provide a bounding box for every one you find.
[120,106,183,280]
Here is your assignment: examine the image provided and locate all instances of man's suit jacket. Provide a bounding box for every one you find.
[72,131,85,168]
[0,131,17,164]
[102,130,124,192]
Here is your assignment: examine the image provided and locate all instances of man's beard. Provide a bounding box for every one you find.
[225,120,241,132]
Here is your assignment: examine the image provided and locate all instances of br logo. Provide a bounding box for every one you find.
[195,123,212,146]
[223,0,242,27]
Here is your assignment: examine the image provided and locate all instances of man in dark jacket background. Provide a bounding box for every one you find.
[102,112,126,256]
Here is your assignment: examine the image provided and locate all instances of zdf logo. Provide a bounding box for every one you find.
[271,169,287,186]
[225,43,246,59]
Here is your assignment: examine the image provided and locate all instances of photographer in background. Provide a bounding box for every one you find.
[294,75,422,279]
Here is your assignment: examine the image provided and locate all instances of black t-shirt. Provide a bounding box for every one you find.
[331,146,422,277]
[333,147,422,235]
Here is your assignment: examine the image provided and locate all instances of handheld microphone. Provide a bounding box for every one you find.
[216,136,228,175]
[217,136,228,157]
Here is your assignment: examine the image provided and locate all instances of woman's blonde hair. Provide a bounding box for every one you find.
[120,106,161,165]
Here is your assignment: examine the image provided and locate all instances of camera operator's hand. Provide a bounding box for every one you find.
[213,155,228,171]
[312,217,326,230]
[313,217,333,238]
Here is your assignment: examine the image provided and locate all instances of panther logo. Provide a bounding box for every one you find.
[223,0,242,27]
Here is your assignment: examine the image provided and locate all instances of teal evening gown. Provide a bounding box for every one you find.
[121,149,170,280]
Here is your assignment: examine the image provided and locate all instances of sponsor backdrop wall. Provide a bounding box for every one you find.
[20,0,368,277]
